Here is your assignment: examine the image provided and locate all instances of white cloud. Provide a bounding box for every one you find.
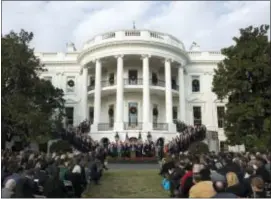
[2,1,270,52]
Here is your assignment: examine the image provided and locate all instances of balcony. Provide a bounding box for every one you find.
[87,78,178,92]
[101,79,116,88]
[153,123,168,131]
[172,84,179,91]
[124,78,143,85]
[82,30,185,51]
[88,85,95,91]
[124,122,143,130]
[150,79,165,87]
[98,123,113,131]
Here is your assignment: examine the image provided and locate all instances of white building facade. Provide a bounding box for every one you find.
[36,29,227,143]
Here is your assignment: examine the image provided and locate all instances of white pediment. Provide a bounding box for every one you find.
[186,97,206,103]
[213,98,227,103]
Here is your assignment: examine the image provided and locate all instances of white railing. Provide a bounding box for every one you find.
[149,31,164,40]
[125,30,141,36]
[82,30,185,50]
[102,32,116,40]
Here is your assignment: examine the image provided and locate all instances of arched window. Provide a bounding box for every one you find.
[192,79,200,92]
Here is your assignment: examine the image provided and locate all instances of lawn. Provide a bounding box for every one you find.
[83,170,169,198]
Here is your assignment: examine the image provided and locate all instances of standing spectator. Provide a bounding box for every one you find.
[249,177,266,198]
[189,164,216,198]
[43,167,66,198]
[14,169,36,198]
[1,179,16,198]
[180,163,194,198]
[255,157,271,183]
[225,172,246,197]
[212,180,237,198]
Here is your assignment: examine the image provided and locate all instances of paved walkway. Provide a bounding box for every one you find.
[108,163,160,170]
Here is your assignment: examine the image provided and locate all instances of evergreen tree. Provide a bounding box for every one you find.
[212,25,271,149]
[1,29,65,146]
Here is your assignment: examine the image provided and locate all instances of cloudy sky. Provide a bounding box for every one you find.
[2,1,270,52]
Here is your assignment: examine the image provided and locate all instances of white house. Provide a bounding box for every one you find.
[36,29,227,144]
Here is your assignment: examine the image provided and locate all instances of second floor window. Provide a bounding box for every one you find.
[192,76,200,92]
[217,106,225,128]
[193,106,202,125]
[65,107,74,126]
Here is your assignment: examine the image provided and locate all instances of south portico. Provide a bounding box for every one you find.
[79,53,187,135]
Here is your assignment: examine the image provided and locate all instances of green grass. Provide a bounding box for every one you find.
[83,170,169,198]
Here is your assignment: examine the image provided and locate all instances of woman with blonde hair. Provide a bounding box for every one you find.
[226,172,239,187]
[225,172,246,197]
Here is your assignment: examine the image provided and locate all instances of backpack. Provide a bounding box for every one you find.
[162,178,170,191]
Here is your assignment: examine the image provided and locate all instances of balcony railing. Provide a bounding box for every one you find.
[172,84,179,91]
[98,123,113,131]
[101,79,116,87]
[124,78,143,85]
[153,123,168,131]
[87,78,178,91]
[150,79,165,87]
[124,122,143,130]
[88,85,95,91]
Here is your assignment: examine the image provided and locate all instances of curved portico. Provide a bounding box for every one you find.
[80,52,187,136]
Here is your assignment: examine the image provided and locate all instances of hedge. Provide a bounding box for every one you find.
[49,140,72,153]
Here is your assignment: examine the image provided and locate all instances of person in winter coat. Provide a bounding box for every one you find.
[14,169,37,198]
[43,167,67,198]
[249,176,266,198]
[212,180,237,198]
[255,157,271,183]
[225,172,246,197]
[1,179,16,198]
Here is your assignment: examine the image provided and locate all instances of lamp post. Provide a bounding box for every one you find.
[147,131,152,142]
[115,132,119,142]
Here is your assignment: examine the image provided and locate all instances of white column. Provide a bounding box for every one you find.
[92,59,102,132]
[178,65,186,122]
[165,58,176,132]
[114,55,124,131]
[142,54,152,131]
[165,59,173,123]
[82,67,89,122]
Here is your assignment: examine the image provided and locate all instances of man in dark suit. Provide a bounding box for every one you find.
[14,169,37,198]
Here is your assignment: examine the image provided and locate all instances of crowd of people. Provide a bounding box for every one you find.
[60,121,207,160]
[160,151,271,198]
[166,123,207,154]
[4,120,271,198]
[60,129,158,159]
[1,147,108,198]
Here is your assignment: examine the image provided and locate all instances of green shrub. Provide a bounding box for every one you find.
[49,140,72,153]
[188,141,209,154]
